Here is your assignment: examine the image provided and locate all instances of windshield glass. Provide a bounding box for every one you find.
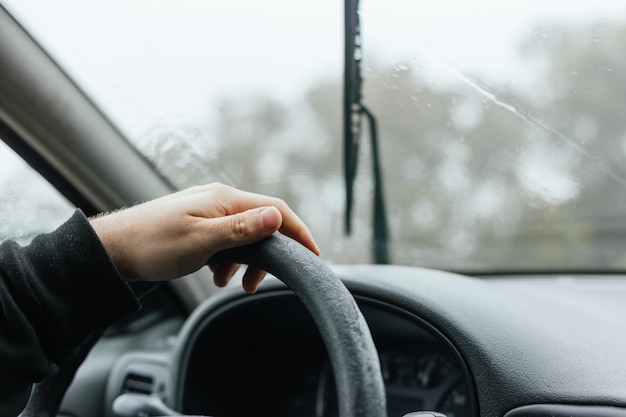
[5,0,626,272]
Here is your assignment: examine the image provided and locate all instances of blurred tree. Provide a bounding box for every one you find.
[129,20,626,271]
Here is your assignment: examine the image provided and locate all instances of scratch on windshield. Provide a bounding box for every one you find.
[417,42,626,187]
[537,10,626,36]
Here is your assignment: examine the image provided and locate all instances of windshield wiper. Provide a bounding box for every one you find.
[344,0,390,264]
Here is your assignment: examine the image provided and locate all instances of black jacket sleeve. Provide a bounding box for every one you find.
[0,210,140,417]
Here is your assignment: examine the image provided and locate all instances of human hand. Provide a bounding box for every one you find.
[89,183,320,293]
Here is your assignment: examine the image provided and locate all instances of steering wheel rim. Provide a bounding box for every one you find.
[208,233,387,417]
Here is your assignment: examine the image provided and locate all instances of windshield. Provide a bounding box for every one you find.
[5,0,626,272]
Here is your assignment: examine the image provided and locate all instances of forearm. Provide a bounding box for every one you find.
[0,210,139,416]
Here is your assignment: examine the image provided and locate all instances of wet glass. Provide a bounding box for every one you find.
[5,0,626,271]
[0,140,74,244]
[359,0,626,270]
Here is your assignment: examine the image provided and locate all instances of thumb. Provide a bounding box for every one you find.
[209,206,282,251]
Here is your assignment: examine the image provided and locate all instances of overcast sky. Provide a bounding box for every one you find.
[4,0,625,130]
[2,0,626,171]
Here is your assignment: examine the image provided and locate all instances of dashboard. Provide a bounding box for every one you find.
[93,266,626,417]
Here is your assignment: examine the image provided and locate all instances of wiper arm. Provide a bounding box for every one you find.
[343,0,390,264]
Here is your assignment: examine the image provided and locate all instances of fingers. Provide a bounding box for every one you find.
[197,185,319,293]
[190,184,320,256]
[206,206,278,291]
[242,267,267,294]
[211,262,241,288]
[210,263,266,294]
[270,200,320,257]
[244,199,319,256]
[203,206,282,252]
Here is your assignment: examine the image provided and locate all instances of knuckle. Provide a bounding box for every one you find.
[210,181,228,190]
[228,214,250,240]
[185,184,204,194]
[210,182,234,196]
[195,182,229,193]
[271,197,287,210]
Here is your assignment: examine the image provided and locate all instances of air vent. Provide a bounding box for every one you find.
[121,373,155,395]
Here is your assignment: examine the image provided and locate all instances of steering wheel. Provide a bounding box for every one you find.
[22,234,387,417]
[205,233,387,417]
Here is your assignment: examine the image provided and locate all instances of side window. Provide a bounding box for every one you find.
[0,140,75,244]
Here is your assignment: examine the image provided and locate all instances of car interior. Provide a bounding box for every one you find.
[2,1,626,417]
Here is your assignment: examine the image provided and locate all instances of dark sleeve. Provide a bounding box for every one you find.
[0,210,140,416]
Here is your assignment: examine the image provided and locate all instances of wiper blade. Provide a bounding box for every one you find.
[343,0,361,236]
[343,0,390,264]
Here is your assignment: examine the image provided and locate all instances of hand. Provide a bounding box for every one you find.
[89,183,320,293]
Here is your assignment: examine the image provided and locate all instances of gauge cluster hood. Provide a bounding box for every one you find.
[332,265,626,417]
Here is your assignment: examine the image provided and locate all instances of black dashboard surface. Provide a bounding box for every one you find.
[101,266,626,417]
